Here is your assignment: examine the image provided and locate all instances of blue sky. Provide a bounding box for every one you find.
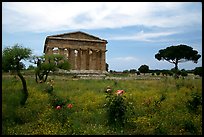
[2,2,202,71]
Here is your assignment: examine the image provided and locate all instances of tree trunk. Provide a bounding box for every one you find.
[175,59,178,70]
[174,60,179,79]
[44,72,49,82]
[17,70,28,105]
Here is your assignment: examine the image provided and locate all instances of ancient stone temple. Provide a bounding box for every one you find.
[43,31,108,74]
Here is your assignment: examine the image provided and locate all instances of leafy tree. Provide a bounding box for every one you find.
[167,71,174,76]
[2,44,32,105]
[161,70,168,76]
[136,71,140,75]
[138,64,149,75]
[123,70,129,73]
[181,69,188,77]
[155,44,201,70]
[194,67,202,77]
[32,54,70,83]
[156,71,160,76]
[130,69,137,73]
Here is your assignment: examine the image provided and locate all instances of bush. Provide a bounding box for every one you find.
[104,90,128,128]
[186,92,202,113]
[194,67,202,77]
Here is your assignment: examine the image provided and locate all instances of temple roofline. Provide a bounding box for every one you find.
[43,31,107,53]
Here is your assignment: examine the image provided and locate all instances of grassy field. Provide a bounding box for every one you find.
[2,73,202,135]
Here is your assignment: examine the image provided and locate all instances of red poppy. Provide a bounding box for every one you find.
[56,105,61,110]
[116,90,125,96]
[67,104,73,108]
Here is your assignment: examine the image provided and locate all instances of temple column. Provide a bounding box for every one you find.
[69,48,76,70]
[91,50,98,70]
[101,50,106,71]
[96,50,101,70]
[80,49,86,70]
[77,49,81,70]
[58,48,64,56]
[86,49,90,70]
[46,47,53,55]
[74,50,77,69]
[89,50,93,70]
[64,49,68,59]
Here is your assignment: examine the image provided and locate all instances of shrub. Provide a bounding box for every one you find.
[104,90,128,128]
[156,71,160,76]
[186,92,202,113]
[53,103,74,127]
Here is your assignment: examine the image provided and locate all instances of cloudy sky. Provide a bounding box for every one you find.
[2,2,202,71]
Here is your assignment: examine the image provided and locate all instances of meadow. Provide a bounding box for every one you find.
[2,73,202,135]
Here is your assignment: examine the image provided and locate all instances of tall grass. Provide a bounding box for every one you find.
[2,74,202,135]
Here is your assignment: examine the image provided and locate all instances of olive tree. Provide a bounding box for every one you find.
[2,44,32,105]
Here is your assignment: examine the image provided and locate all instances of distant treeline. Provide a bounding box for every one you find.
[109,67,202,77]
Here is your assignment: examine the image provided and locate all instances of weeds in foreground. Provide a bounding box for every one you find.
[2,75,202,135]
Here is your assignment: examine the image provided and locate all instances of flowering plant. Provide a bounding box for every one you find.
[50,95,74,127]
[104,89,127,128]
[56,105,61,110]
[116,90,125,96]
[67,103,73,109]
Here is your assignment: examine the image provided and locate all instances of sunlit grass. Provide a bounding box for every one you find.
[2,74,202,135]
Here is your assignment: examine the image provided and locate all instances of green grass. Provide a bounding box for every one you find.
[2,74,202,135]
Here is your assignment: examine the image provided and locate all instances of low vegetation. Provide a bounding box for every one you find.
[2,73,202,135]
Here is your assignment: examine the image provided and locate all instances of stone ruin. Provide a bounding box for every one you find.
[43,31,108,75]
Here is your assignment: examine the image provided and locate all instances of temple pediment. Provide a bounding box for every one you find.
[47,31,106,42]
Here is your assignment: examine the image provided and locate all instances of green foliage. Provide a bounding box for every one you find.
[155,44,201,70]
[2,75,202,135]
[123,70,129,73]
[194,67,202,77]
[182,120,197,134]
[138,64,149,75]
[2,44,32,105]
[2,44,32,72]
[156,71,160,76]
[130,69,137,73]
[181,69,188,77]
[33,54,71,83]
[49,94,69,108]
[104,91,127,128]
[186,92,202,113]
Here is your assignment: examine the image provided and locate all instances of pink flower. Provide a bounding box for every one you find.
[67,104,73,109]
[56,105,61,110]
[116,90,125,96]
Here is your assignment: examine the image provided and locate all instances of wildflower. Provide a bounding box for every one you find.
[56,105,61,110]
[116,90,125,96]
[106,86,112,93]
[67,104,73,108]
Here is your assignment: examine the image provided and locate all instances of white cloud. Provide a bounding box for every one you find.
[2,2,201,33]
[109,30,178,42]
[112,56,138,62]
